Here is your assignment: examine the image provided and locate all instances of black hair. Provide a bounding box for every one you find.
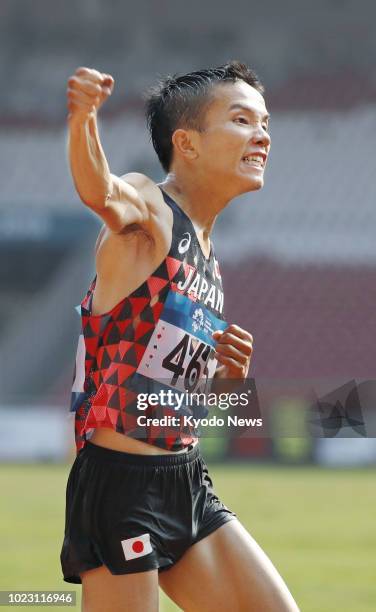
[144,60,264,172]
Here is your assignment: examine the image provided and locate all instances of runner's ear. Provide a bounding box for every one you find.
[171,129,199,162]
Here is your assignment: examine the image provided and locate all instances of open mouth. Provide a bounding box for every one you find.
[241,154,265,168]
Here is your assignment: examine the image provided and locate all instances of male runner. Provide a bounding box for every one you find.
[60,62,300,611]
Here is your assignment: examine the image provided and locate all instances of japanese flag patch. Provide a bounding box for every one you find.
[121,534,152,561]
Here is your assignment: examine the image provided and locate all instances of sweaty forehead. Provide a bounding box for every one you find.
[207,80,267,118]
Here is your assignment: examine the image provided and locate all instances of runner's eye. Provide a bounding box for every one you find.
[234,117,248,124]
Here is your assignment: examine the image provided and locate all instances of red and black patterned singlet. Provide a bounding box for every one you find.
[70,189,226,454]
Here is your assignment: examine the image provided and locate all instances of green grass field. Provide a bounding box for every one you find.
[1,461,375,612]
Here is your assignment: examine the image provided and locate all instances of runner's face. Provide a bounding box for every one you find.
[197,81,270,194]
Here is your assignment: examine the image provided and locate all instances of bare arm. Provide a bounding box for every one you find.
[67,67,152,233]
[68,112,112,208]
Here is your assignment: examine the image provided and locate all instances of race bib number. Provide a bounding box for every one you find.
[137,291,227,393]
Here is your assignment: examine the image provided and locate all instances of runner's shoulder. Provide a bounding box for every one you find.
[120,172,169,217]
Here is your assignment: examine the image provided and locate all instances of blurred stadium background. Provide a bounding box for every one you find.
[1,1,375,610]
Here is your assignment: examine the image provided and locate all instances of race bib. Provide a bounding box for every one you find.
[137,290,227,393]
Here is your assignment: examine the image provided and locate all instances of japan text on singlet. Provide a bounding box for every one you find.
[70,189,227,453]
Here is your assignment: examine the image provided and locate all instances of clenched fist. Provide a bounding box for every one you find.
[67,67,114,119]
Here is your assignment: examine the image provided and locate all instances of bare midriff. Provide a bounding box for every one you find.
[90,427,193,454]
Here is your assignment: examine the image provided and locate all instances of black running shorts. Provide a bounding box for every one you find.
[60,441,236,583]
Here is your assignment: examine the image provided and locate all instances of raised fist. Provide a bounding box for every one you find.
[67,67,114,119]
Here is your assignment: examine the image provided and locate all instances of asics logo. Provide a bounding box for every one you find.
[178,232,191,254]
